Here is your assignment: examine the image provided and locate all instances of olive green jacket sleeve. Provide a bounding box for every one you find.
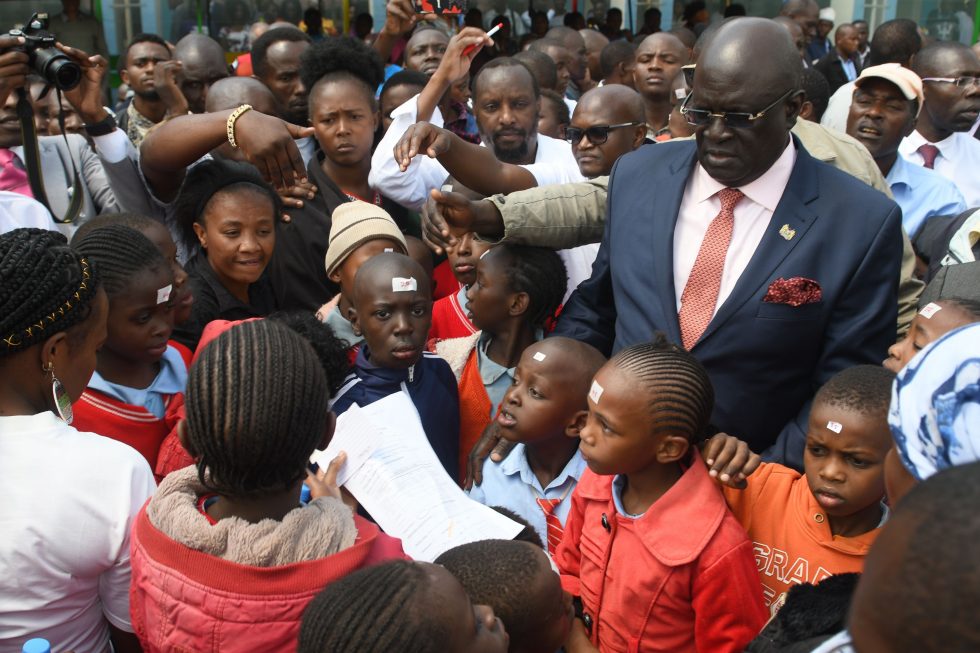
[486,176,609,249]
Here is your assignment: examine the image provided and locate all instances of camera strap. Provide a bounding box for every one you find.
[15,87,83,224]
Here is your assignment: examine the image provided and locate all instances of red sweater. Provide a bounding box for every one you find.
[555,453,767,653]
[130,505,406,653]
[429,286,477,345]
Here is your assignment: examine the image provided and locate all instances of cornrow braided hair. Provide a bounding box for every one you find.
[185,320,330,499]
[70,224,167,297]
[71,212,159,244]
[0,228,101,356]
[298,560,448,653]
[494,244,567,330]
[611,333,715,443]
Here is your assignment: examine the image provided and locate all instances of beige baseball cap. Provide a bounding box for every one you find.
[855,63,924,117]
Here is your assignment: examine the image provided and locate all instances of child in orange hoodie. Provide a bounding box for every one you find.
[704,365,896,618]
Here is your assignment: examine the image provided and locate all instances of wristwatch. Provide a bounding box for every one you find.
[84,113,117,137]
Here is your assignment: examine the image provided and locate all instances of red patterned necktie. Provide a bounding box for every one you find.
[0,149,32,197]
[678,188,744,351]
[917,143,940,169]
[536,497,564,555]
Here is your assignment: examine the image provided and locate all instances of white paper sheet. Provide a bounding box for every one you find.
[311,392,523,561]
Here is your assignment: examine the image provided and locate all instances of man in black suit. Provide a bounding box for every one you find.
[554,18,903,467]
[815,23,864,95]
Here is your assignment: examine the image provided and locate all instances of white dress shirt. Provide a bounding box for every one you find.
[370,94,584,210]
[673,139,797,315]
[0,190,58,234]
[899,129,980,207]
[820,80,856,134]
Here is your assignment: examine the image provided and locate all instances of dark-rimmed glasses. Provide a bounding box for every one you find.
[680,88,797,129]
[565,122,645,145]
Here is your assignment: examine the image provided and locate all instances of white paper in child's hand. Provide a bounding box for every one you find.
[392,277,417,292]
[826,421,843,434]
[533,352,547,362]
[589,380,604,404]
[919,302,943,319]
[156,284,172,305]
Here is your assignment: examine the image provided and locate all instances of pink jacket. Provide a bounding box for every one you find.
[555,452,768,653]
[130,503,406,653]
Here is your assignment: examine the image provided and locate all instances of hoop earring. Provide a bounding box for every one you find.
[43,361,73,425]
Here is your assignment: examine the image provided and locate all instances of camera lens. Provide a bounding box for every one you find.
[33,47,81,91]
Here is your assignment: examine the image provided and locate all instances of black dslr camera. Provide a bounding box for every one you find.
[8,13,82,91]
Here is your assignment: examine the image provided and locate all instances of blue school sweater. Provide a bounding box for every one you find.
[331,345,461,482]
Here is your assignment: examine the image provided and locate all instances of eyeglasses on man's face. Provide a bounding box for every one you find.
[680,88,797,129]
[565,122,645,145]
[920,76,980,89]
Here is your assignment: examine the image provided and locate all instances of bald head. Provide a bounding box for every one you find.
[580,29,609,81]
[533,337,607,400]
[699,17,801,92]
[205,77,278,115]
[352,252,430,302]
[546,26,587,82]
[578,84,645,123]
[912,40,980,77]
[174,33,230,113]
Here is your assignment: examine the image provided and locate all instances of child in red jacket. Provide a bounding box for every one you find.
[555,336,767,653]
[129,320,405,653]
[428,232,492,344]
[70,224,187,474]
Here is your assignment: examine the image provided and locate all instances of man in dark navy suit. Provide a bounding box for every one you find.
[553,18,904,469]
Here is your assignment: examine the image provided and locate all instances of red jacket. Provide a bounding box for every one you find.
[555,453,767,653]
[428,286,477,346]
[129,504,406,653]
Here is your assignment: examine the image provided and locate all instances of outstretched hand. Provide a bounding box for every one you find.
[55,43,109,123]
[463,421,516,490]
[234,109,314,189]
[701,432,761,489]
[0,36,29,106]
[393,122,453,171]
[153,59,189,117]
[433,27,494,84]
[306,451,347,502]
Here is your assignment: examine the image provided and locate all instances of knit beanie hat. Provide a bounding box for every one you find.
[324,201,407,276]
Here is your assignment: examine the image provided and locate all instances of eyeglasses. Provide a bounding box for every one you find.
[680,88,797,129]
[565,122,645,145]
[920,76,980,88]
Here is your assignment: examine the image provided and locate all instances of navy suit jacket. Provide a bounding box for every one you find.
[553,137,903,468]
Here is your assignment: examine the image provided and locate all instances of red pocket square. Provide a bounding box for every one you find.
[764,277,822,306]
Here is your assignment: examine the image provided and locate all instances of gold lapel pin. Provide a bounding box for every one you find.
[779,224,796,241]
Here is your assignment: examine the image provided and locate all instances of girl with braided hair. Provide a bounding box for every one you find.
[70,224,188,475]
[298,560,509,653]
[435,243,567,479]
[128,320,404,653]
[554,335,768,652]
[0,229,155,653]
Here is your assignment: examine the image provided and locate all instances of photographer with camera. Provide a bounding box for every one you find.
[0,19,118,234]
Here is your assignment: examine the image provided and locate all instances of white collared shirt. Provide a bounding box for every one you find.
[673,139,797,314]
[899,129,980,207]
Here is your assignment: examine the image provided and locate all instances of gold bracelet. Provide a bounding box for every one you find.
[226,104,252,149]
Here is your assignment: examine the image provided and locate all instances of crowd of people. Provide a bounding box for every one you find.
[1,0,980,651]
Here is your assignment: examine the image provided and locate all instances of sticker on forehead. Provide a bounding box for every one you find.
[392,277,417,292]
[589,380,604,404]
[533,351,547,362]
[826,421,843,434]
[919,302,943,319]
[384,248,394,253]
[156,284,172,305]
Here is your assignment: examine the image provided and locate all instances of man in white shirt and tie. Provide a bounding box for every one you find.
[898,41,980,206]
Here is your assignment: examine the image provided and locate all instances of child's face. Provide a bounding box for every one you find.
[465,249,516,332]
[537,98,567,140]
[423,563,510,653]
[447,232,492,288]
[497,343,586,444]
[103,265,176,365]
[194,189,275,289]
[804,402,890,520]
[450,74,472,105]
[352,270,432,369]
[381,83,423,133]
[142,221,194,326]
[520,548,575,652]
[579,364,680,476]
[331,237,405,297]
[885,302,977,372]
